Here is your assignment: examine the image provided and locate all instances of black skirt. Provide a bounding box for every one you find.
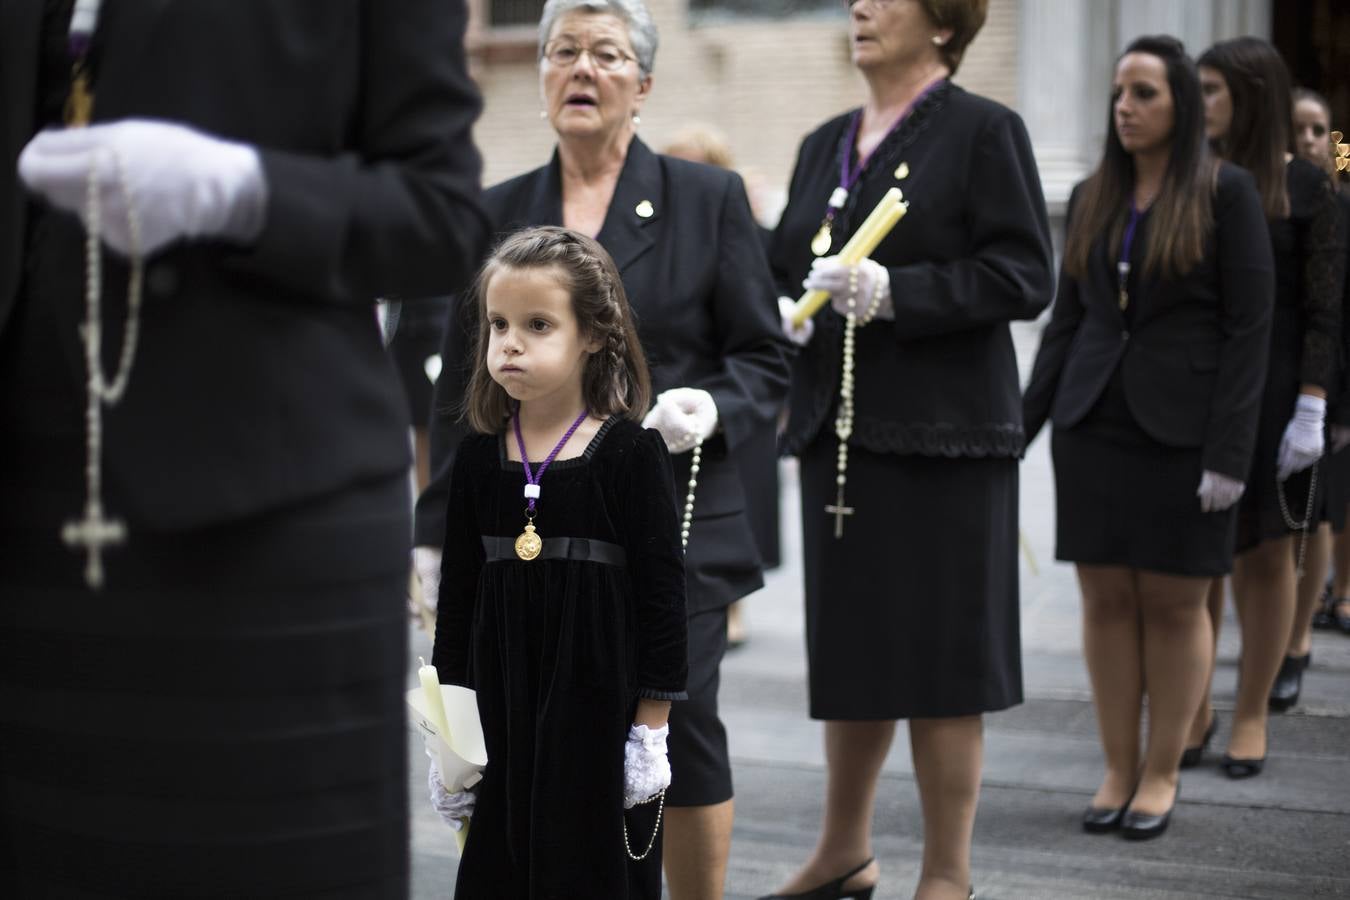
[1052,369,1237,577]
[799,431,1022,721]
[0,477,412,899]
[1322,445,1350,532]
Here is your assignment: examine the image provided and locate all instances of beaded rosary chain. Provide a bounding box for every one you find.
[1276,462,1319,579]
[62,148,144,589]
[829,265,886,539]
[623,434,698,860]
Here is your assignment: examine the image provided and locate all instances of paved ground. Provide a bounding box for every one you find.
[406,321,1350,899]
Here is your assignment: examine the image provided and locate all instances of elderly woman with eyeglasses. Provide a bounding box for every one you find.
[413,0,789,896]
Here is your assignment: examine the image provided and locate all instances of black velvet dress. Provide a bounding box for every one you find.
[431,419,688,900]
[1234,159,1344,552]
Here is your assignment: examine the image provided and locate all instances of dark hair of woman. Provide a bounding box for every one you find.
[916,0,989,75]
[1198,36,1292,219]
[1063,34,1216,281]
[463,226,652,434]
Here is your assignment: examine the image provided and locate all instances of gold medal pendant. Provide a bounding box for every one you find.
[811,223,833,257]
[515,521,542,561]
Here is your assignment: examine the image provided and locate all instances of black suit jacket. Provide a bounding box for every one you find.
[770,83,1054,459]
[414,138,791,609]
[1023,164,1274,480]
[0,0,487,529]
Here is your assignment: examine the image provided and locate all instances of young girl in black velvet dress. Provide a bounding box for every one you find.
[429,226,688,898]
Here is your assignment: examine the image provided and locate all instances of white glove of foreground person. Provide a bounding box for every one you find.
[802,257,894,321]
[18,119,266,257]
[778,296,814,346]
[413,546,442,613]
[642,388,717,454]
[623,724,671,809]
[1277,393,1326,481]
[428,753,475,831]
[1196,470,1245,513]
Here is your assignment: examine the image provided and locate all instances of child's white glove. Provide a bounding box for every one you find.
[642,388,717,454]
[623,723,671,809]
[413,546,443,613]
[428,753,475,831]
[18,119,266,257]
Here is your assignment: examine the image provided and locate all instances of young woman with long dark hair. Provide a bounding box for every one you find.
[1186,38,1345,777]
[1024,34,1273,838]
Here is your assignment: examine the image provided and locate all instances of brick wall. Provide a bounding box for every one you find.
[469,0,1022,221]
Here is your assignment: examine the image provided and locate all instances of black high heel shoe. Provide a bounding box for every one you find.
[1180,714,1218,768]
[756,858,877,900]
[1221,753,1266,778]
[1269,653,1310,711]
[1121,784,1178,841]
[1082,801,1129,833]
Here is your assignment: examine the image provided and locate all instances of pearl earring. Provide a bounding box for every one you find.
[539,109,548,119]
[632,113,641,127]
[931,35,945,46]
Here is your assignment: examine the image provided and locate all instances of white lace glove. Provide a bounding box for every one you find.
[413,546,443,613]
[1277,393,1326,481]
[18,119,267,257]
[427,753,475,831]
[1197,470,1246,513]
[802,256,893,321]
[1331,425,1350,455]
[642,388,718,454]
[778,296,814,346]
[623,723,671,809]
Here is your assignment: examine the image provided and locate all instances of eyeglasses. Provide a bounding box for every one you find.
[543,41,635,72]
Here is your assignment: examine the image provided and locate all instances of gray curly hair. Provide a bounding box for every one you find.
[538,0,659,78]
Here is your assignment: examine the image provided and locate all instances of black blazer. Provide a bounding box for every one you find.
[0,0,487,528]
[769,82,1054,458]
[413,138,791,609]
[1023,164,1275,480]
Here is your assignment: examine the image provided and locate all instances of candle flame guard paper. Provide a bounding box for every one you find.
[408,672,487,855]
[791,187,908,328]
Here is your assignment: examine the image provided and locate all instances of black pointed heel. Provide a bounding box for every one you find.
[756,858,877,900]
[1269,654,1309,711]
[1180,714,1218,768]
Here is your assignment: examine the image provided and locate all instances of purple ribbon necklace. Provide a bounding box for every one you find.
[809,79,943,257]
[1117,199,1143,311]
[511,407,589,560]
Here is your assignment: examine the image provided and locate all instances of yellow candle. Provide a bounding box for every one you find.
[792,188,907,327]
[417,657,452,744]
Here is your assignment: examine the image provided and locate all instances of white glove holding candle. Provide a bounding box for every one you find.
[623,723,671,809]
[428,753,476,831]
[1196,470,1246,513]
[643,388,717,454]
[413,546,443,613]
[18,119,267,257]
[779,296,815,346]
[1277,393,1326,480]
[802,257,893,321]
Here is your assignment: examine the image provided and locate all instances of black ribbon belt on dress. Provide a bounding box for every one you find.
[481,535,627,567]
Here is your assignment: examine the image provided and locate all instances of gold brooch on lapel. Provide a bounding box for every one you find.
[894,161,910,180]
[635,200,654,218]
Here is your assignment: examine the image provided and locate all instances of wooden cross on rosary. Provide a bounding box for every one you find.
[825,486,854,539]
[62,499,125,590]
